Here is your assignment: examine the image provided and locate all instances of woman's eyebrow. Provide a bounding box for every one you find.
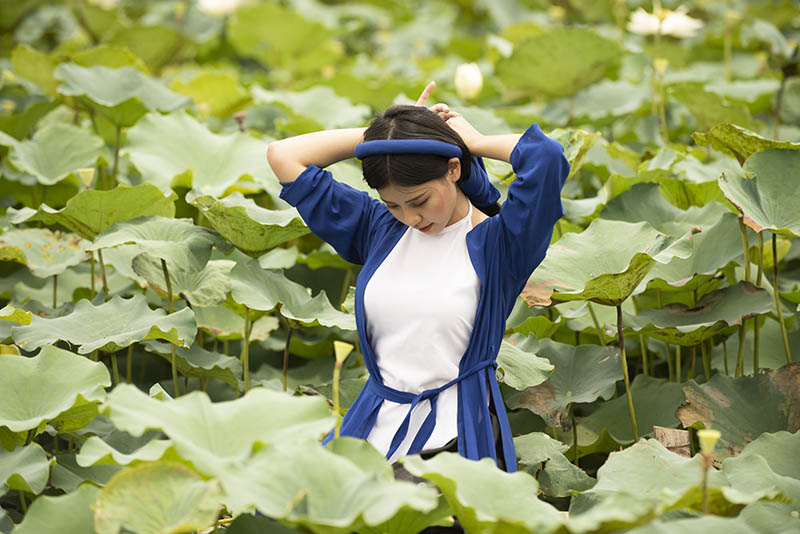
[383,192,427,206]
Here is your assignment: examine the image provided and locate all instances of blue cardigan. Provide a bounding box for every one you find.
[279,124,569,471]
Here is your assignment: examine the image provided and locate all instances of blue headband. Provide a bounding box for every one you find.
[354,139,462,160]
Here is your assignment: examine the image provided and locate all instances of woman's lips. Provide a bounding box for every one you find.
[418,223,433,232]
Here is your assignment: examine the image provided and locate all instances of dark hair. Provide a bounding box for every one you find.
[361,105,471,190]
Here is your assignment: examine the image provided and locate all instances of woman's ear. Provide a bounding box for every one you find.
[447,157,461,183]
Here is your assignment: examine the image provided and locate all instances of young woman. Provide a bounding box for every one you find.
[267,82,569,474]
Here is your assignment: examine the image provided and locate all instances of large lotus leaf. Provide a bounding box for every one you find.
[0,303,31,325]
[569,80,651,123]
[10,44,59,96]
[0,99,58,141]
[188,191,309,257]
[677,364,800,463]
[739,501,800,534]
[144,340,242,391]
[125,111,278,195]
[77,435,175,468]
[693,123,800,166]
[133,254,232,307]
[626,516,758,534]
[670,84,757,132]
[12,294,196,354]
[0,442,50,494]
[529,219,691,306]
[89,216,228,272]
[495,337,553,391]
[72,44,150,72]
[94,462,221,534]
[260,246,300,270]
[102,384,334,476]
[547,128,601,182]
[220,441,444,534]
[0,122,104,185]
[253,86,370,130]
[496,27,619,98]
[7,183,177,240]
[505,338,621,428]
[574,375,685,454]
[194,305,274,340]
[107,24,182,73]
[0,345,109,433]
[401,452,565,534]
[230,258,355,330]
[0,228,88,278]
[55,63,189,126]
[170,71,251,119]
[13,482,98,533]
[505,298,563,339]
[607,174,727,212]
[719,149,800,237]
[600,183,728,236]
[514,432,595,498]
[48,454,117,493]
[625,282,774,346]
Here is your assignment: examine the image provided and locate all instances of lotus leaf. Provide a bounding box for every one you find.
[626,515,757,534]
[12,295,196,354]
[670,84,757,131]
[188,191,309,257]
[719,149,800,237]
[254,86,370,130]
[505,338,621,428]
[77,436,174,467]
[496,27,620,98]
[0,303,30,325]
[107,25,182,72]
[194,304,272,340]
[505,298,563,339]
[225,514,304,534]
[0,99,58,141]
[89,216,229,272]
[13,483,99,534]
[230,258,355,330]
[94,462,221,534]
[514,432,595,497]
[133,254,233,307]
[7,183,177,240]
[260,246,300,269]
[50,453,120,492]
[739,501,800,532]
[710,317,800,375]
[607,174,727,211]
[72,44,149,72]
[170,70,251,119]
[102,384,334,475]
[570,80,651,122]
[677,364,800,462]
[693,123,800,166]
[723,452,800,511]
[0,443,50,494]
[495,338,553,391]
[0,228,89,278]
[144,340,242,391]
[625,282,774,345]
[0,345,109,433]
[529,219,692,306]
[125,111,279,195]
[401,452,565,534]
[547,127,601,182]
[299,246,352,270]
[10,44,59,96]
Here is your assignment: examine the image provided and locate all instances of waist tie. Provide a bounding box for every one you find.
[367,359,497,461]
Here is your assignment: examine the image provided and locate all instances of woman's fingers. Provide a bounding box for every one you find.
[415,81,436,107]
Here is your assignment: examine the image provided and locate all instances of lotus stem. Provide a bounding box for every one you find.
[97,249,109,299]
[333,358,342,439]
[754,232,764,372]
[241,306,251,394]
[19,491,27,514]
[570,403,578,466]
[161,258,179,397]
[723,337,729,376]
[688,346,696,380]
[735,325,746,377]
[283,327,294,392]
[617,303,639,442]
[339,266,353,307]
[223,339,228,355]
[738,216,750,283]
[91,350,98,362]
[110,351,120,386]
[723,15,733,83]
[587,302,606,346]
[631,297,648,375]
[773,234,792,365]
[111,125,121,187]
[90,252,96,298]
[52,274,57,308]
[665,342,674,382]
[774,76,787,138]
[25,429,34,446]
[126,344,133,383]
[701,455,710,514]
[702,340,711,381]
[675,345,682,382]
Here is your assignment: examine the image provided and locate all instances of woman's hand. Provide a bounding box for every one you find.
[414,81,483,153]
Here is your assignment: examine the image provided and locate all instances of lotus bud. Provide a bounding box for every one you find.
[454,63,483,100]
[653,57,669,77]
[697,428,721,455]
[77,168,95,188]
[333,341,354,365]
[197,0,242,18]
[548,5,566,23]
[1,99,15,113]
[88,0,120,9]
[174,1,187,21]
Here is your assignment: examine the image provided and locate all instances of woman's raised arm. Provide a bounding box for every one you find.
[266,127,366,184]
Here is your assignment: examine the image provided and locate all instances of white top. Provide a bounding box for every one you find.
[363,204,481,462]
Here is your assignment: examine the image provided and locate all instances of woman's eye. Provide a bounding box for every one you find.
[412,199,427,208]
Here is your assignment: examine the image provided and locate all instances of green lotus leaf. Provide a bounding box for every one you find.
[514,431,595,498]
[626,516,758,534]
[230,258,355,330]
[401,452,565,534]
[77,436,174,467]
[676,363,800,463]
[719,149,800,237]
[693,123,800,166]
[13,482,99,534]
[0,442,51,494]
[0,345,109,434]
[224,514,304,533]
[107,24,182,73]
[133,254,233,307]
[102,383,334,475]
[529,219,692,306]
[194,304,276,340]
[574,375,685,454]
[496,27,620,98]
[2,122,104,185]
[170,70,251,119]
[505,338,621,428]
[125,111,278,195]
[710,316,800,375]
[94,462,221,534]
[144,340,242,392]
[89,216,229,272]
[260,246,300,270]
[607,174,726,211]
[72,44,150,72]
[12,295,196,354]
[569,80,651,124]
[670,83,758,132]
[625,282,774,346]
[297,246,352,271]
[0,99,58,141]
[0,228,88,278]
[253,86,370,130]
[220,441,445,534]
[495,337,553,391]
[7,183,177,240]
[0,303,31,325]
[705,79,781,108]
[547,127,601,182]
[11,44,59,96]
[49,452,121,491]
[505,298,563,339]
[188,191,309,257]
[739,501,800,532]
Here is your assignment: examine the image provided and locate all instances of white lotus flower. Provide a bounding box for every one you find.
[627,6,703,38]
[197,0,243,18]
[88,0,119,9]
[454,63,483,100]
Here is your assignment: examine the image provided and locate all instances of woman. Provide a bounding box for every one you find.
[267,82,569,474]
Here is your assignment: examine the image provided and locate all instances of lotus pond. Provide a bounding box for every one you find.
[1,0,800,533]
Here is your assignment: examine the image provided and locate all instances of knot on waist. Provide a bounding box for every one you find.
[369,359,497,404]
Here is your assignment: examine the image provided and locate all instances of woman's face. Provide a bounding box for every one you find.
[377,158,468,235]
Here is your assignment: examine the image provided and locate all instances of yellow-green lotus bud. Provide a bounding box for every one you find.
[333,340,353,365]
[77,168,95,188]
[454,63,483,100]
[697,428,721,454]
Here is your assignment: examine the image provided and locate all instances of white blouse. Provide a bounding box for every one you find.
[363,204,481,462]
